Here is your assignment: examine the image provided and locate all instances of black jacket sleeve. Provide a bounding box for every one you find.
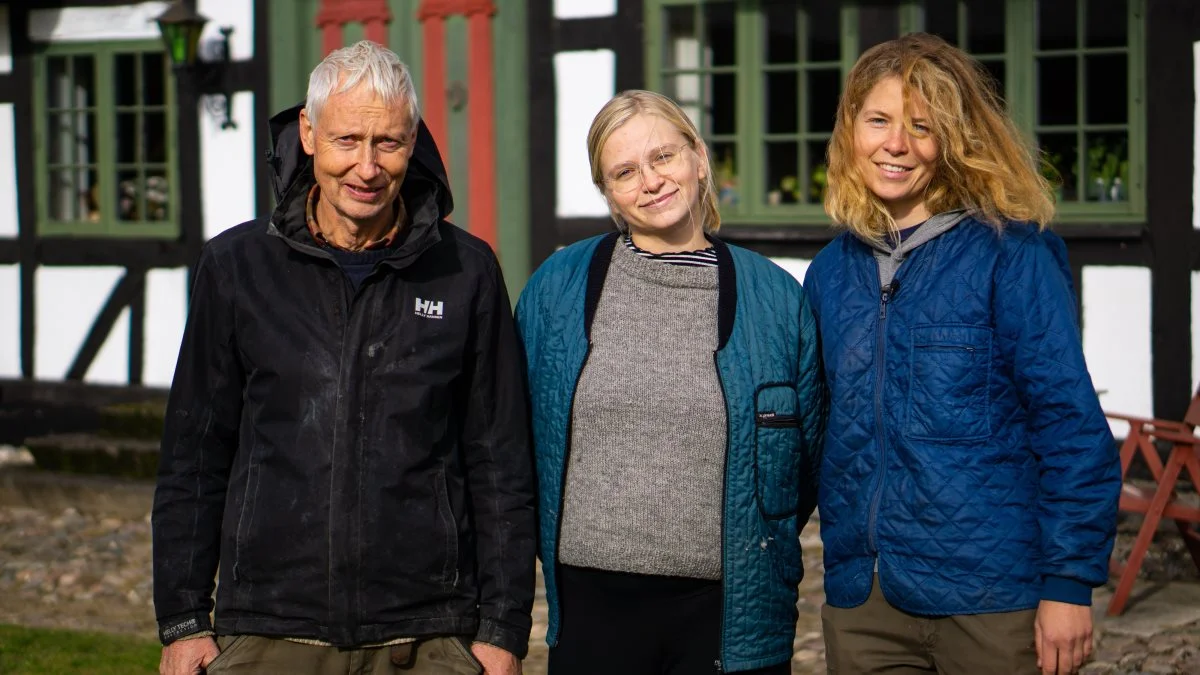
[460,257,537,658]
[151,246,244,644]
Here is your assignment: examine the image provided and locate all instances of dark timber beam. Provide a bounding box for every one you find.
[65,269,147,381]
[1144,0,1198,419]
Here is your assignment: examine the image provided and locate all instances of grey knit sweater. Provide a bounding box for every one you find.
[557,239,726,580]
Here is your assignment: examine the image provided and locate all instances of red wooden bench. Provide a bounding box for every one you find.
[1103,387,1200,615]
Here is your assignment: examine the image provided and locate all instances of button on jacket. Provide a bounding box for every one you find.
[151,105,536,655]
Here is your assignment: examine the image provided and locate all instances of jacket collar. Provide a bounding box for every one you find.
[583,232,736,350]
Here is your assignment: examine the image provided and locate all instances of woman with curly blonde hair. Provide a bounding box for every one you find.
[805,33,1120,675]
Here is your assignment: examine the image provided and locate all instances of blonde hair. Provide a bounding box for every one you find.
[825,33,1055,241]
[586,90,721,233]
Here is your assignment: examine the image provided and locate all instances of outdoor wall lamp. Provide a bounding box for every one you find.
[155,0,237,129]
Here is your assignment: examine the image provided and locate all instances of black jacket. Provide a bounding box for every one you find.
[151,105,536,656]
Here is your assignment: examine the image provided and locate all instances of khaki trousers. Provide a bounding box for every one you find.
[822,576,1039,675]
[205,635,484,675]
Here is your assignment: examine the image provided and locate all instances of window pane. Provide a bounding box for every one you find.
[145,112,168,163]
[766,72,798,134]
[47,112,74,164]
[1039,0,1078,51]
[665,73,703,130]
[1038,56,1077,125]
[70,56,95,108]
[710,141,739,206]
[1083,132,1128,202]
[1038,133,1079,202]
[1085,54,1126,124]
[708,74,737,135]
[764,2,797,64]
[115,53,138,107]
[145,171,169,221]
[806,0,841,62]
[965,0,1005,54]
[807,69,840,133]
[49,168,97,221]
[924,0,960,46]
[703,2,736,67]
[1086,0,1126,48]
[806,139,829,205]
[765,141,799,205]
[143,52,166,106]
[979,58,1006,102]
[117,170,141,221]
[663,6,698,70]
[46,56,69,109]
[116,112,138,164]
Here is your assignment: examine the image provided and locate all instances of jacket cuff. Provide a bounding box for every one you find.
[158,611,214,645]
[474,618,530,659]
[1041,576,1093,606]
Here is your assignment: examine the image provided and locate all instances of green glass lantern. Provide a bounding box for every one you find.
[155,1,208,68]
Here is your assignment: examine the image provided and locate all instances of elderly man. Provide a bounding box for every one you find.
[152,41,534,675]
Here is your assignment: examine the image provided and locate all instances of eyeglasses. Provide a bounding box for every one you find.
[604,144,689,194]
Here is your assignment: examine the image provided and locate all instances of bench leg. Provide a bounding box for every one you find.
[1107,453,1186,616]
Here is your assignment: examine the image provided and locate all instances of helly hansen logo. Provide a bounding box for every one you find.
[414,297,444,319]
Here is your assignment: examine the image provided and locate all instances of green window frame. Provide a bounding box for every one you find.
[645,0,1146,226]
[34,41,179,238]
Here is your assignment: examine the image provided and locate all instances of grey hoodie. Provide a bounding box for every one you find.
[859,209,971,288]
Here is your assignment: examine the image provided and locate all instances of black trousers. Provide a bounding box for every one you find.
[548,564,792,675]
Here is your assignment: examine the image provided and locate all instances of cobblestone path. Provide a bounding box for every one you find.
[2,502,1198,674]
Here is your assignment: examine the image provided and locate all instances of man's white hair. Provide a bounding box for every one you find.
[305,40,419,129]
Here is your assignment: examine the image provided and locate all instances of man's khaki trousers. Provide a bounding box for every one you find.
[205,635,484,675]
[822,576,1040,674]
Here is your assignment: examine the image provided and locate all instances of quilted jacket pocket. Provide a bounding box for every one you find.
[906,324,992,442]
[754,384,802,519]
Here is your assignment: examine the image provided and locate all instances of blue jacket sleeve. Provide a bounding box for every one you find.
[796,285,827,522]
[994,231,1121,605]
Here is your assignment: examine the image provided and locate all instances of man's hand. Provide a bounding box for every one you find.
[1035,600,1093,675]
[470,642,521,675]
[159,637,220,675]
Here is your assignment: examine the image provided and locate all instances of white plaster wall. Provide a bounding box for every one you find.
[554,0,617,19]
[197,0,254,61]
[1193,272,1200,392]
[0,6,12,74]
[776,258,813,286]
[0,103,17,238]
[1081,266,1153,435]
[34,267,127,382]
[0,265,19,378]
[555,50,614,218]
[144,267,187,388]
[201,92,256,239]
[29,2,170,42]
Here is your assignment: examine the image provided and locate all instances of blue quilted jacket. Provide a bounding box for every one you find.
[515,233,827,672]
[805,217,1121,614]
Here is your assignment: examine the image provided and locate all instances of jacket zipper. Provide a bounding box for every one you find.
[713,351,730,674]
[755,413,799,428]
[866,283,893,556]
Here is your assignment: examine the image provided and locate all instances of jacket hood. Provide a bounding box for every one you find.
[266,102,454,223]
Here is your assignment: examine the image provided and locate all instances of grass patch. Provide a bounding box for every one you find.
[0,624,159,674]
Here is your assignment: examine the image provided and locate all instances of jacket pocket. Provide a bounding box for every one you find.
[754,384,802,520]
[906,324,993,442]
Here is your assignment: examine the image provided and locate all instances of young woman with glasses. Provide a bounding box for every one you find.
[515,89,828,674]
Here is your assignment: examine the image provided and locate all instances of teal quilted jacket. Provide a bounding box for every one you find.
[515,233,827,672]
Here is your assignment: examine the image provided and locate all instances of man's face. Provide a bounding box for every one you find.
[299,82,414,231]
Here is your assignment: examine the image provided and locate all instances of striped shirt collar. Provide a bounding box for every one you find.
[622,234,718,268]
